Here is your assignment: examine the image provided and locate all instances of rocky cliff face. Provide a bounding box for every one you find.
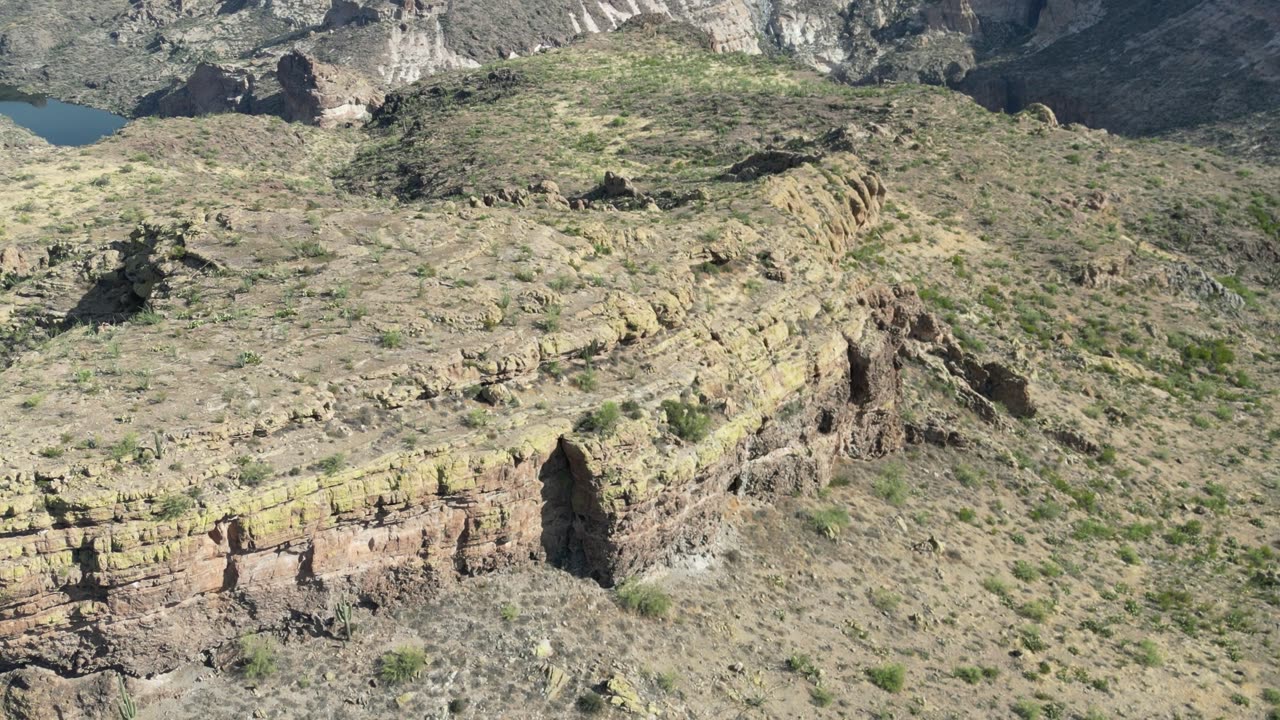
[2,0,1276,154]
[0,140,1028,675]
[962,0,1280,145]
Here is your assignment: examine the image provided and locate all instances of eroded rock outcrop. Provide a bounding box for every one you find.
[157,62,255,117]
[0,145,1032,678]
[278,50,385,128]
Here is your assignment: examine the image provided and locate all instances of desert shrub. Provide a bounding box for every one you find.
[616,580,671,617]
[786,653,820,681]
[1013,699,1042,720]
[810,686,834,707]
[379,646,427,684]
[807,506,850,539]
[234,350,262,367]
[108,433,140,462]
[872,464,908,506]
[870,588,901,613]
[239,635,277,680]
[1012,560,1040,582]
[379,329,404,348]
[579,401,621,434]
[954,464,982,487]
[1135,639,1162,667]
[1030,500,1064,521]
[953,666,999,684]
[1017,599,1054,622]
[655,671,679,692]
[237,456,273,486]
[982,576,1011,599]
[1020,626,1048,652]
[661,399,711,441]
[573,368,598,392]
[154,494,193,520]
[318,453,345,474]
[866,663,905,693]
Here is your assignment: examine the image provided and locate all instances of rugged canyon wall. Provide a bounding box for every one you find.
[1,0,1277,153]
[961,0,1280,145]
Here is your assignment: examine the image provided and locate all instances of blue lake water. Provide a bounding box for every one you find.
[0,85,128,146]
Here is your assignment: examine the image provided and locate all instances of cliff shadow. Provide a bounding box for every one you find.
[538,440,590,578]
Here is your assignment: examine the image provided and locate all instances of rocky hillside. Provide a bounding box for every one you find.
[2,0,1278,155]
[1,19,1279,720]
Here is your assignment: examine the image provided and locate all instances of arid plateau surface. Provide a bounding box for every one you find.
[1,19,1279,720]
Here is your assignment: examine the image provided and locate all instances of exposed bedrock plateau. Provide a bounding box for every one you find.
[0,156,1031,679]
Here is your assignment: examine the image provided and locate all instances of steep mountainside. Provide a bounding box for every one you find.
[1,20,1279,720]
[1,0,1277,155]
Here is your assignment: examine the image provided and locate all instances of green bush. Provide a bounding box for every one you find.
[786,653,820,681]
[872,464,908,506]
[1012,560,1040,582]
[616,580,671,617]
[379,646,427,684]
[573,368,598,392]
[660,399,711,441]
[237,456,273,486]
[379,329,404,348]
[154,494,193,520]
[239,635,277,680]
[108,433,140,462]
[579,401,621,435]
[869,588,901,613]
[807,506,851,539]
[234,350,263,368]
[318,453,345,475]
[866,663,905,693]
[954,463,982,487]
[1013,699,1042,720]
[1135,639,1162,667]
[953,665,999,684]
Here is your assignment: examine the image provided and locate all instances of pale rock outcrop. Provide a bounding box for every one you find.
[375,17,482,86]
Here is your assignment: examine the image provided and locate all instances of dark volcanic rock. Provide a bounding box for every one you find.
[278,50,385,128]
[157,62,255,117]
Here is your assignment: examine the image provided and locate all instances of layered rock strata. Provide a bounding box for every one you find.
[0,150,1026,676]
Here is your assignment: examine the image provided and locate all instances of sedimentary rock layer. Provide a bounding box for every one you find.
[0,147,1025,676]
